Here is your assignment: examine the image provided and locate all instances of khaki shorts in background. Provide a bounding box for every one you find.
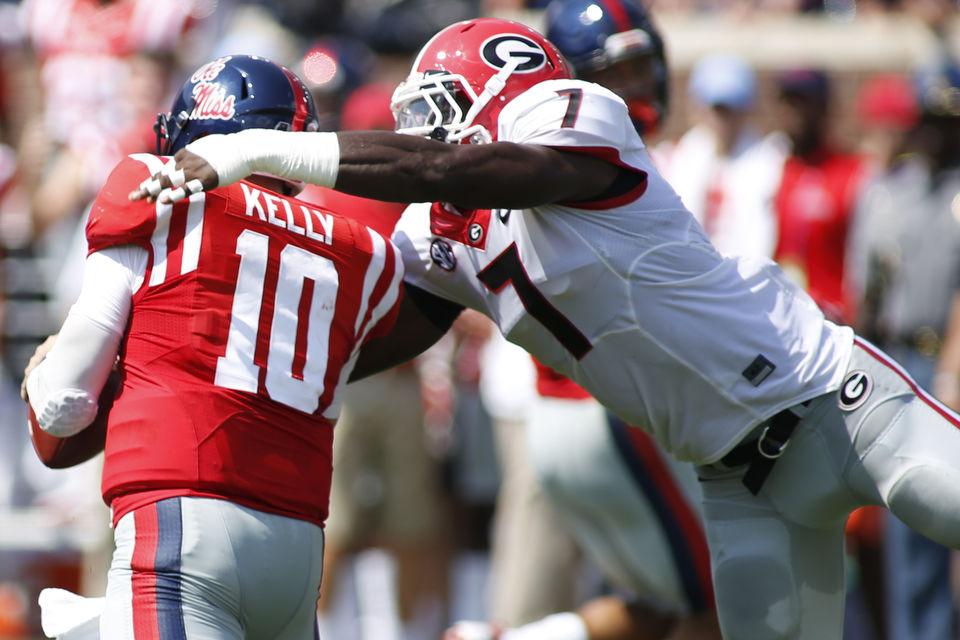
[325,366,443,543]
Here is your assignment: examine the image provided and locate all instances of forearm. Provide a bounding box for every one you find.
[25,248,137,436]
[27,313,123,436]
[350,284,461,381]
[191,129,612,210]
[336,131,614,208]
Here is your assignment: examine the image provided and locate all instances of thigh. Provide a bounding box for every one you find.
[698,474,847,639]
[847,340,960,548]
[527,397,711,615]
[102,497,324,640]
[102,498,241,640]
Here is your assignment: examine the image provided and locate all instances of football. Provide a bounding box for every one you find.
[27,373,118,469]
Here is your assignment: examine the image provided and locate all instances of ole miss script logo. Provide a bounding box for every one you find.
[190,82,237,120]
[188,57,237,121]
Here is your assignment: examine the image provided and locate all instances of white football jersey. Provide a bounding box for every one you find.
[393,79,854,464]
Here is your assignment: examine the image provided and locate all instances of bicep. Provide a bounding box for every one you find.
[351,283,463,381]
[439,144,620,210]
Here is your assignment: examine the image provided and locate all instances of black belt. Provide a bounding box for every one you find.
[721,403,807,495]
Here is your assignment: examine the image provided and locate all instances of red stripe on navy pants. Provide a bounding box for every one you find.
[131,498,187,640]
[607,413,715,611]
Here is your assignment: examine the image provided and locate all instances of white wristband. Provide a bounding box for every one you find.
[186,130,340,189]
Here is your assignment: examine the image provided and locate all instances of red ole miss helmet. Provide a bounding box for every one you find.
[391,18,572,144]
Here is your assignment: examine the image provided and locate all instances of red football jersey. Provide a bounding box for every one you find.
[87,154,403,527]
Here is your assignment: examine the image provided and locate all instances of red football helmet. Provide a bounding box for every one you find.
[391,18,572,144]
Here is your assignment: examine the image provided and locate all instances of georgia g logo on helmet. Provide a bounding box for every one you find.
[481,34,548,73]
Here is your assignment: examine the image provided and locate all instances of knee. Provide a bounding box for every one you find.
[712,554,800,639]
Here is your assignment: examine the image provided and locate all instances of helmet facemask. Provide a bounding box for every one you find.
[392,56,529,144]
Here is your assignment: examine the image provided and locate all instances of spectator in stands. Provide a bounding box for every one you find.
[772,68,870,325]
[770,67,881,640]
[855,73,920,171]
[657,52,786,258]
[851,59,960,640]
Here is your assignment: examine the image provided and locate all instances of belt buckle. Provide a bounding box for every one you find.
[757,423,789,459]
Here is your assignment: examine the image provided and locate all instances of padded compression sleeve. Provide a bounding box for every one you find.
[26,247,144,437]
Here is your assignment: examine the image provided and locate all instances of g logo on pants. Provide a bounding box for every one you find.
[838,370,871,411]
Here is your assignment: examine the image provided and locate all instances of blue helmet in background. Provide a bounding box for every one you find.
[156,54,320,155]
[545,0,668,135]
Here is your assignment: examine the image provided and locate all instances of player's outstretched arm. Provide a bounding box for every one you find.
[129,129,619,210]
[350,283,463,381]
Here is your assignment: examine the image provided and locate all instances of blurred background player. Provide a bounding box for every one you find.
[851,57,960,640]
[448,3,720,639]
[298,71,451,640]
[22,54,404,639]
[657,51,785,259]
[771,67,870,327]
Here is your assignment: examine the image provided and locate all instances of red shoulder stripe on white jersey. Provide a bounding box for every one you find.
[551,145,648,210]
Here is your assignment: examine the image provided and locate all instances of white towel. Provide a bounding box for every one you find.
[38,588,104,640]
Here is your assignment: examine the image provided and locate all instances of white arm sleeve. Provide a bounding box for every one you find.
[26,246,146,436]
[185,130,340,188]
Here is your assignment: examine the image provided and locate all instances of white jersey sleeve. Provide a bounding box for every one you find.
[26,247,143,436]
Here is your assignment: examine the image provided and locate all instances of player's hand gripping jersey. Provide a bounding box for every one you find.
[88,153,403,526]
[394,79,854,464]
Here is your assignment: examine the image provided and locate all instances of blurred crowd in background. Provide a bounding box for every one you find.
[2,0,960,639]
